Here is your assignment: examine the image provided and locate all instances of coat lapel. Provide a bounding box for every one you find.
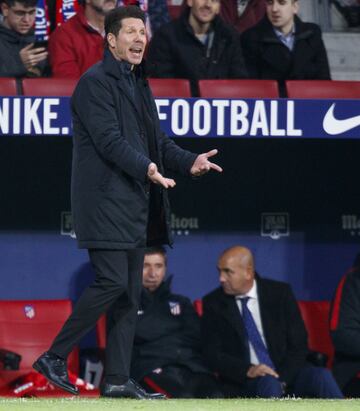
[291,21,315,77]
[257,279,277,356]
[103,49,144,123]
[221,293,249,347]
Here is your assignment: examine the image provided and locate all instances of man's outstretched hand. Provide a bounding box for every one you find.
[190,149,223,177]
[147,163,176,189]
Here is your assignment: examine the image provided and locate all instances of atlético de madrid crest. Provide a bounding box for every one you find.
[24,305,35,319]
[169,301,181,316]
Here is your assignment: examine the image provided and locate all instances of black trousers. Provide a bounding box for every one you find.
[50,249,144,382]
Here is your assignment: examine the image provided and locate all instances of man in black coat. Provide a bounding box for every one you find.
[131,246,223,398]
[147,0,248,96]
[201,246,343,398]
[330,253,360,396]
[241,0,331,96]
[33,6,222,399]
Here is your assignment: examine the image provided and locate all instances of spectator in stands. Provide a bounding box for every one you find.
[146,0,248,96]
[0,0,48,77]
[148,0,171,33]
[131,246,223,398]
[330,253,360,397]
[331,0,360,28]
[220,0,266,32]
[49,0,116,78]
[241,0,331,96]
[117,0,171,36]
[201,245,343,398]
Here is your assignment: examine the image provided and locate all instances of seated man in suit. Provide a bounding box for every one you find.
[241,0,331,96]
[201,245,343,398]
[330,253,360,396]
[131,246,223,398]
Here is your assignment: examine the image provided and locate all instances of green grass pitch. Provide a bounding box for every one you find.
[1,398,360,411]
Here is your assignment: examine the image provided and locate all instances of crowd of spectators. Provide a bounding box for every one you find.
[0,0,338,96]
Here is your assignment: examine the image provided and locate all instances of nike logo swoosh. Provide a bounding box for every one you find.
[323,103,360,135]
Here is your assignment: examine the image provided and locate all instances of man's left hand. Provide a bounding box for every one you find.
[190,149,223,177]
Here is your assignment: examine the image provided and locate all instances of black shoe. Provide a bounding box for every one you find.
[100,379,166,399]
[32,351,79,395]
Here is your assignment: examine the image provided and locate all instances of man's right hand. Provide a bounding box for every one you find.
[247,364,279,379]
[147,163,176,189]
[20,44,48,70]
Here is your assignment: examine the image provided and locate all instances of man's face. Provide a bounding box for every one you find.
[107,17,147,65]
[218,254,253,295]
[142,253,166,292]
[266,0,298,31]
[187,0,220,25]
[1,1,36,35]
[86,0,116,16]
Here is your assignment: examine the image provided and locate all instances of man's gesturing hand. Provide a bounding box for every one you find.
[190,149,223,177]
[147,163,176,189]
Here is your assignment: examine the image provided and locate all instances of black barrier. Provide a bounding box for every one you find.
[1,136,360,243]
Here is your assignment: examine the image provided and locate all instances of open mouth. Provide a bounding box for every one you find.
[130,47,143,56]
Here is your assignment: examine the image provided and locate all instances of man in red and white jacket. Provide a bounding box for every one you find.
[49,0,116,78]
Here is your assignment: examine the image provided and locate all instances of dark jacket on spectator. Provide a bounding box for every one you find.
[0,24,46,77]
[147,8,248,96]
[241,15,331,96]
[131,277,209,381]
[330,263,360,390]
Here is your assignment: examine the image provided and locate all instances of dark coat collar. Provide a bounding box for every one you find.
[0,23,35,44]
[257,15,316,44]
[103,48,147,81]
[215,274,275,350]
[102,49,151,122]
[141,276,173,307]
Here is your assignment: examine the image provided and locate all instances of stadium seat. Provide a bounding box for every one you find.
[148,78,191,97]
[21,78,78,96]
[0,78,18,96]
[0,300,79,389]
[198,79,279,98]
[298,300,334,368]
[286,80,360,99]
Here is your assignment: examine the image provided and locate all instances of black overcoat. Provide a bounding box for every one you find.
[201,276,308,386]
[71,50,196,249]
[241,15,331,96]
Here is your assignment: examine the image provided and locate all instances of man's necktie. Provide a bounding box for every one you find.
[239,297,275,369]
